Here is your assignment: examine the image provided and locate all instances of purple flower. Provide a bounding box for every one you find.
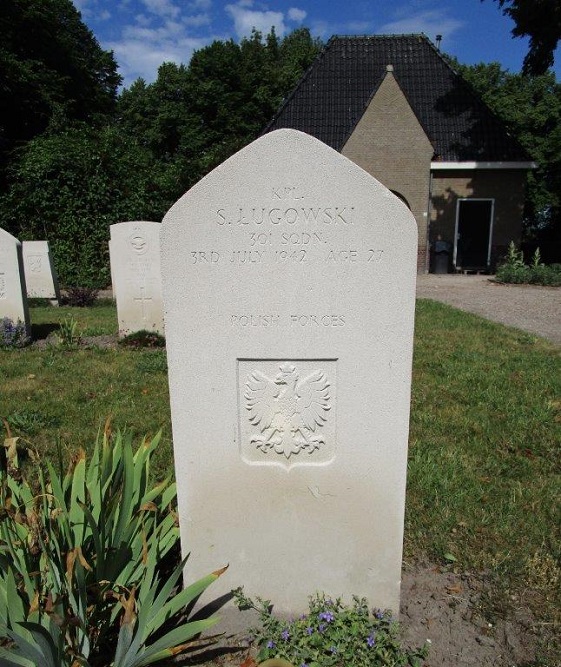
[325,598,333,606]
[306,626,314,635]
[319,611,335,623]
[375,609,384,619]
[267,641,275,649]
[318,623,326,633]
[330,646,337,654]
[367,634,376,648]
[281,630,290,641]
[300,664,308,667]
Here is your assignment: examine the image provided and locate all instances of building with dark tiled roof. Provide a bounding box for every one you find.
[264,34,535,273]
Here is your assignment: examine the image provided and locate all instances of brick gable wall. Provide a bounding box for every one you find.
[342,70,434,272]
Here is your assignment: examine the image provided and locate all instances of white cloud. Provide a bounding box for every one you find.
[309,18,328,32]
[378,9,463,41]
[287,7,306,23]
[188,0,212,8]
[109,19,213,85]
[344,20,373,33]
[141,0,180,20]
[72,0,102,19]
[182,12,211,27]
[110,35,209,85]
[134,13,152,26]
[72,0,90,10]
[225,2,286,38]
[99,9,111,20]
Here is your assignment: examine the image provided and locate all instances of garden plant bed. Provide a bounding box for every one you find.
[183,561,541,667]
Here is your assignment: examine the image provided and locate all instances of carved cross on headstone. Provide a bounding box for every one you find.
[134,285,152,322]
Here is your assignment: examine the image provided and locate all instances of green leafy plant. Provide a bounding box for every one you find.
[0,317,30,349]
[496,243,561,286]
[496,242,530,284]
[529,260,561,286]
[57,314,81,347]
[0,428,225,665]
[234,590,429,667]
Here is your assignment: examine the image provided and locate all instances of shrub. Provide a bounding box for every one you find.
[119,330,166,349]
[0,317,30,349]
[234,590,428,667]
[61,287,99,307]
[496,243,561,286]
[496,242,530,283]
[528,264,561,286]
[0,125,170,288]
[0,428,225,666]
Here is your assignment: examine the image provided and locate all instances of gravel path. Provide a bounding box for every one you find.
[416,274,561,345]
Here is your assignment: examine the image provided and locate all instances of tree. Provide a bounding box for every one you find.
[1,26,322,285]
[0,0,121,180]
[455,59,561,258]
[0,125,167,287]
[117,28,323,192]
[484,0,561,75]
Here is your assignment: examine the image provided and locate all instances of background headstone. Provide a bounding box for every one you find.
[109,221,164,336]
[161,130,417,626]
[0,229,30,331]
[22,241,61,303]
[109,238,117,300]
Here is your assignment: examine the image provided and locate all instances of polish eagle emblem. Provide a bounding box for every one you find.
[244,363,331,459]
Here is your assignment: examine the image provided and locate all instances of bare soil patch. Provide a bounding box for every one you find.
[400,562,538,667]
[184,563,539,667]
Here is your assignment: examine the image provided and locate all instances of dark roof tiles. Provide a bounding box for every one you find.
[265,34,529,162]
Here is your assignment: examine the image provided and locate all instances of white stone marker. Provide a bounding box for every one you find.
[109,221,164,336]
[161,130,417,625]
[22,241,61,303]
[0,229,30,331]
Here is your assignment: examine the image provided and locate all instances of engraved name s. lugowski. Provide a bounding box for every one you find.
[244,363,331,459]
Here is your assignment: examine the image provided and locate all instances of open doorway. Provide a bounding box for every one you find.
[454,199,494,271]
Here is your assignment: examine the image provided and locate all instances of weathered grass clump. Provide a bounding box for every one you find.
[119,330,166,349]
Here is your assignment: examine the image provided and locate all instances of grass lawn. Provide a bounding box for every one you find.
[1,299,560,661]
[2,303,172,478]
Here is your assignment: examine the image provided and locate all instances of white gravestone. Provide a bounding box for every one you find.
[161,130,417,625]
[109,221,164,336]
[0,229,30,332]
[22,241,61,303]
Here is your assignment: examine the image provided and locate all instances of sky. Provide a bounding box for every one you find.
[72,0,561,88]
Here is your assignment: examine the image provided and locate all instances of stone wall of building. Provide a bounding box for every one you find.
[430,169,527,269]
[342,69,434,272]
